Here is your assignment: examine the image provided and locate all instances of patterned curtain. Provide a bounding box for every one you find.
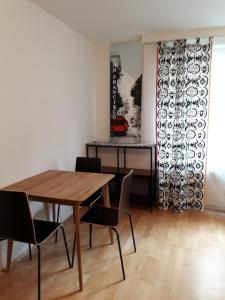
[157,38,211,212]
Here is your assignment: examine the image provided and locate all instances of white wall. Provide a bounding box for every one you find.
[142,43,157,143]
[0,0,95,268]
[94,42,110,141]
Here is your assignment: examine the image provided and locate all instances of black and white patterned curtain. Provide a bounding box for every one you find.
[157,38,211,212]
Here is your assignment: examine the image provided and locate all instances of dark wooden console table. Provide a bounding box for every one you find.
[86,141,157,210]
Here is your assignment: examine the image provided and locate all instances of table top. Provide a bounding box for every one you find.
[2,170,114,205]
[86,141,156,149]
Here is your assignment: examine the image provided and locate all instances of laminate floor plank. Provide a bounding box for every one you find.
[1,208,225,300]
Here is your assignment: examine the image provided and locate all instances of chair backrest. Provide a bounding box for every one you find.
[75,157,102,173]
[0,190,36,244]
[118,170,133,220]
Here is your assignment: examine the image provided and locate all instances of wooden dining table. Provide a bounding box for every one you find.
[2,169,115,291]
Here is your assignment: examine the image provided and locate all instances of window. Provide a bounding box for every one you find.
[206,38,225,209]
[207,39,225,170]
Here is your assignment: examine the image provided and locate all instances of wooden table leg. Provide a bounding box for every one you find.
[6,240,13,272]
[101,184,114,243]
[73,205,83,291]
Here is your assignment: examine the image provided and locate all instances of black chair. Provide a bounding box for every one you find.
[55,157,102,244]
[80,170,136,280]
[55,157,103,266]
[0,190,71,300]
[75,157,102,206]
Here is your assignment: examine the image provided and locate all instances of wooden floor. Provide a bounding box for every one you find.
[1,207,225,300]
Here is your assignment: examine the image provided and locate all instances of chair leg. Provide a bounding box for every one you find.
[111,227,125,280]
[56,204,61,223]
[37,245,41,300]
[70,206,77,268]
[60,227,71,268]
[71,232,76,268]
[28,244,32,260]
[89,224,93,249]
[127,212,136,252]
[55,204,61,243]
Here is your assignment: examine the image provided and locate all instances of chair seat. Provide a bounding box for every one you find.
[80,206,119,227]
[80,191,102,207]
[34,219,62,245]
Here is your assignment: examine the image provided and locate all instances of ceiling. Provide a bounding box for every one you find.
[30,0,225,42]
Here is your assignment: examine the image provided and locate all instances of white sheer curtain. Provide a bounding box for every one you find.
[206,38,225,210]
